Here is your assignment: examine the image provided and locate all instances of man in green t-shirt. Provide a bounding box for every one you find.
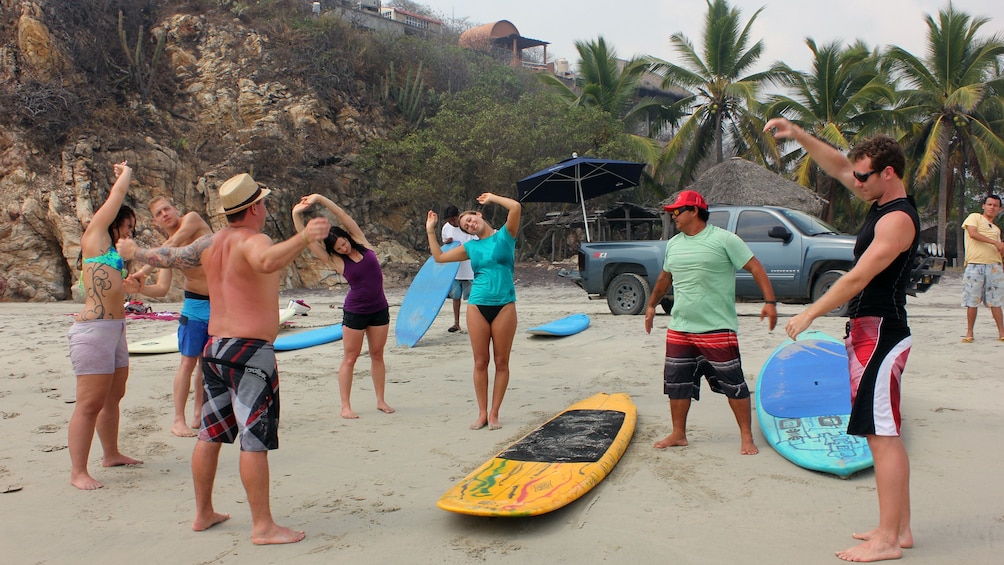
[644,190,777,455]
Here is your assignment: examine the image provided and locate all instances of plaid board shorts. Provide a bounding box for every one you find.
[199,337,280,451]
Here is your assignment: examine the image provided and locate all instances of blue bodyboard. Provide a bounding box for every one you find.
[527,314,591,337]
[273,323,344,352]
[755,330,873,478]
[396,243,461,347]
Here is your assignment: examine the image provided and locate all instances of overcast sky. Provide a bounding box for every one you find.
[412,0,1003,74]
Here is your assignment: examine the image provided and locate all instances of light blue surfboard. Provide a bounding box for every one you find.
[273,323,343,352]
[527,313,591,337]
[396,243,460,347]
[755,330,873,478]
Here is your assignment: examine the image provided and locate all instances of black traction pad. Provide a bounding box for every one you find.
[498,409,626,463]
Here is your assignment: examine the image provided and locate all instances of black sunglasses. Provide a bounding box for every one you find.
[852,169,882,183]
[671,206,695,217]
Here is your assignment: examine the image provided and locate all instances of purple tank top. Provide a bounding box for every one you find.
[342,248,388,314]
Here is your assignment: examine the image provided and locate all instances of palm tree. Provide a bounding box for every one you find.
[885,3,1004,252]
[764,39,895,225]
[647,0,793,189]
[538,37,679,160]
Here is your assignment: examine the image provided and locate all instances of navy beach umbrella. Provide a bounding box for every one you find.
[517,155,645,241]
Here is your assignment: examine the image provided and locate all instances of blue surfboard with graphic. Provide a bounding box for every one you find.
[755,330,873,478]
[396,243,460,347]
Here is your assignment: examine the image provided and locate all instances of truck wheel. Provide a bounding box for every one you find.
[812,270,849,317]
[660,298,673,314]
[607,273,650,315]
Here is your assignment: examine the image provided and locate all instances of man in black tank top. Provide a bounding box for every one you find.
[765,118,916,563]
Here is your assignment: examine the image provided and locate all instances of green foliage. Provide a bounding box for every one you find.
[886,3,1004,250]
[763,39,895,227]
[357,66,634,243]
[648,0,795,189]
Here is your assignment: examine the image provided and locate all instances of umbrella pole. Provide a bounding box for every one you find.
[578,184,591,242]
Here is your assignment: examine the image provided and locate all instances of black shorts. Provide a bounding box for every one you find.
[342,307,390,330]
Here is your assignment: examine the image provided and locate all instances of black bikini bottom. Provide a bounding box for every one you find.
[475,304,511,324]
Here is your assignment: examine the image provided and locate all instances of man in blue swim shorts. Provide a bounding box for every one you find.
[132,196,214,437]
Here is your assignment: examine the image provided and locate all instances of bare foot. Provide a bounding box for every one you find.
[70,472,103,490]
[192,512,230,532]
[102,454,143,467]
[189,418,201,430]
[853,528,914,549]
[252,524,306,545]
[836,538,902,562]
[341,407,359,419]
[488,418,502,430]
[470,417,487,430]
[172,422,198,438]
[741,438,759,455]
[653,433,688,449]
[377,402,395,414]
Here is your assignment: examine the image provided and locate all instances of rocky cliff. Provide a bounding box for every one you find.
[0,0,419,302]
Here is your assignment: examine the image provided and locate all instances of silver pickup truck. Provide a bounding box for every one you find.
[559,205,947,315]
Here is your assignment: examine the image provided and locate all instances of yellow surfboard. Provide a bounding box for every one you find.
[437,392,636,517]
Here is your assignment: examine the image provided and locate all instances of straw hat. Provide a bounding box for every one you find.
[217,173,271,214]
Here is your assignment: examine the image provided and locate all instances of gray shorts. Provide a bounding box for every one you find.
[67,319,129,375]
[961,263,1004,307]
[448,279,471,300]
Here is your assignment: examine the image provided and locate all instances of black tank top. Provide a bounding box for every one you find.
[847,196,920,323]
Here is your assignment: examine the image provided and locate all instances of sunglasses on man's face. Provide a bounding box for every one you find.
[671,206,694,217]
[852,169,882,183]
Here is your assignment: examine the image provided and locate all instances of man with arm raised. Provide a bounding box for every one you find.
[766,118,918,563]
[119,173,329,545]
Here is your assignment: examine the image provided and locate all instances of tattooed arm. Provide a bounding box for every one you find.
[118,234,214,270]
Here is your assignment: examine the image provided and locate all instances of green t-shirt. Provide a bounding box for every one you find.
[663,224,754,333]
[465,228,517,306]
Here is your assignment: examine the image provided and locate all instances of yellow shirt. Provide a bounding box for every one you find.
[962,212,1002,265]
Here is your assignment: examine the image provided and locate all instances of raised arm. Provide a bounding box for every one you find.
[292,197,334,263]
[308,194,371,248]
[478,192,521,238]
[426,211,469,263]
[134,212,212,279]
[119,234,213,270]
[162,212,212,247]
[85,161,132,240]
[245,216,331,274]
[764,118,863,200]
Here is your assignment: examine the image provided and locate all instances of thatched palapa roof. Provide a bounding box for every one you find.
[669,157,827,216]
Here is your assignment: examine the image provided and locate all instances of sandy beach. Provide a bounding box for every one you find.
[2,267,1002,564]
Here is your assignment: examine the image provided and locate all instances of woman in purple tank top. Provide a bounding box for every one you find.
[293,194,394,419]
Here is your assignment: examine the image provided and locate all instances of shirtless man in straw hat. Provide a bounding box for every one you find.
[119,173,330,544]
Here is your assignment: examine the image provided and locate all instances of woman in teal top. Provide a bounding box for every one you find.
[427,193,521,431]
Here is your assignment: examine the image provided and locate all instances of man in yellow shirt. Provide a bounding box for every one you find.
[961,194,1004,342]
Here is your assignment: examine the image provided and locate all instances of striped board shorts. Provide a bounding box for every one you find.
[663,329,749,400]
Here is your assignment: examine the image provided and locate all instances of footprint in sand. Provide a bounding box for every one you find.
[33,424,60,434]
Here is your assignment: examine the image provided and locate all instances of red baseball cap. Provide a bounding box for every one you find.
[663,190,708,212]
